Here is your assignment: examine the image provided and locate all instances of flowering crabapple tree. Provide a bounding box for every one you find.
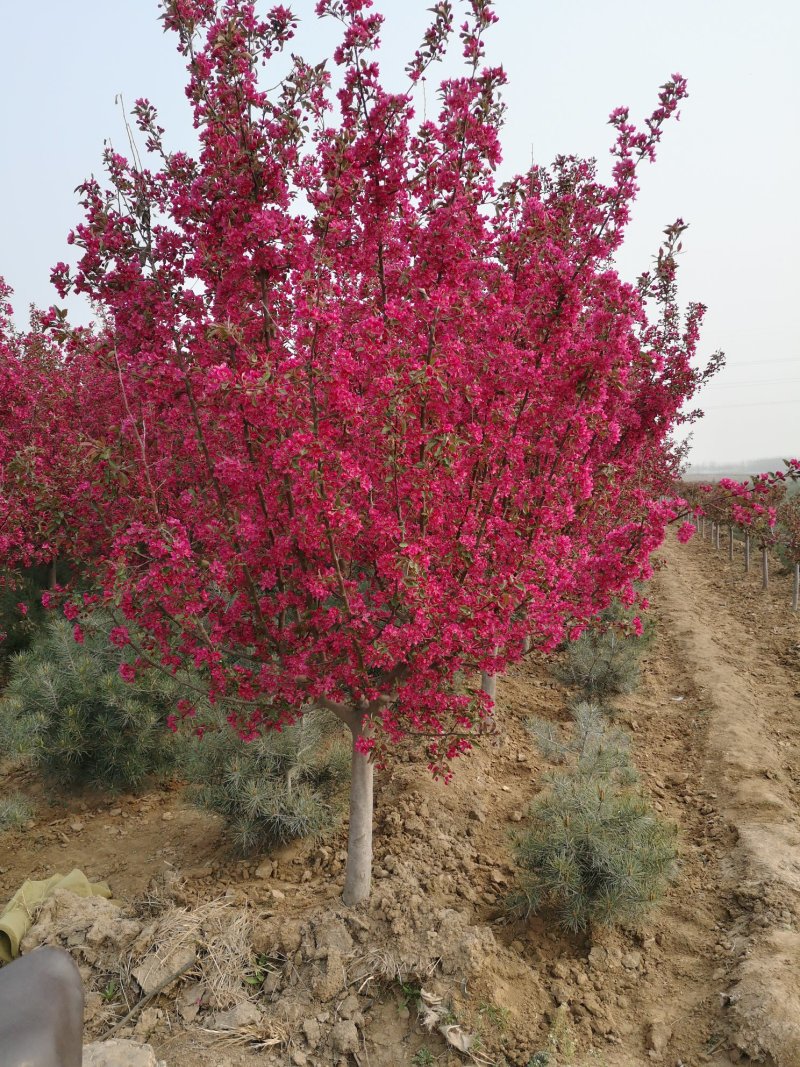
[777,495,800,611]
[0,295,100,583]
[753,461,799,597]
[701,476,784,586]
[4,0,718,903]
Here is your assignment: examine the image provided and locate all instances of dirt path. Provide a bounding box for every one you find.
[649,531,800,1066]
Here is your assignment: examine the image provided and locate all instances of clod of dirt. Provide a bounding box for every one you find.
[175,982,207,1023]
[82,1038,166,1067]
[645,1014,672,1053]
[729,929,800,1067]
[331,1019,359,1054]
[208,1001,263,1030]
[133,944,196,997]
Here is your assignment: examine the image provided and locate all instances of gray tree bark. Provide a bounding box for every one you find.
[318,690,397,908]
[481,670,497,702]
[342,718,374,906]
[481,646,499,704]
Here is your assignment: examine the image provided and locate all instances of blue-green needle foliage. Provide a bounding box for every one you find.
[0,612,181,791]
[183,709,350,855]
[513,704,676,932]
[554,600,652,701]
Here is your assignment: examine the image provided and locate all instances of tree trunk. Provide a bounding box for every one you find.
[47,559,57,589]
[342,718,374,907]
[523,635,532,654]
[481,672,497,703]
[745,532,750,572]
[728,525,734,562]
[762,546,769,591]
[793,563,799,612]
[318,698,378,907]
[481,646,499,704]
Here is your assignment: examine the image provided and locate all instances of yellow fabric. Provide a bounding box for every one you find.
[0,869,112,962]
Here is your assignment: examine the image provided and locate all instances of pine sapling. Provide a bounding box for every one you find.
[183,709,350,854]
[513,703,675,931]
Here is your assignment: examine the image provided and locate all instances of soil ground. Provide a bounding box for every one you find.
[1,527,799,1067]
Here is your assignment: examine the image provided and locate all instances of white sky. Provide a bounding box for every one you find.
[1,1,797,464]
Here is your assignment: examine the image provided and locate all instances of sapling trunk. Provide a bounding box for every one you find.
[481,646,499,704]
[716,524,721,550]
[319,699,376,906]
[793,563,799,612]
[342,716,374,907]
[728,525,734,562]
[523,635,532,654]
[762,546,769,591]
[745,532,750,572]
[481,671,497,702]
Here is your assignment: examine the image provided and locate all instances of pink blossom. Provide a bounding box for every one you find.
[676,521,695,544]
[109,625,131,647]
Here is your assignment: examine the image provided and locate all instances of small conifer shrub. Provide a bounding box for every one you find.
[183,709,350,854]
[0,612,180,791]
[527,701,637,781]
[554,601,651,700]
[512,703,676,931]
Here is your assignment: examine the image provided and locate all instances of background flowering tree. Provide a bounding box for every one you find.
[691,461,799,587]
[777,495,800,611]
[1,0,717,903]
[0,298,97,581]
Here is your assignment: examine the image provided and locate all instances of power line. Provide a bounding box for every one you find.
[720,357,798,367]
[705,378,800,389]
[698,398,799,410]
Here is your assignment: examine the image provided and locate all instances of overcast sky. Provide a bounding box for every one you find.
[1,1,797,465]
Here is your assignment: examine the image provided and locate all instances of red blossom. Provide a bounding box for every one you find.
[109,625,131,647]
